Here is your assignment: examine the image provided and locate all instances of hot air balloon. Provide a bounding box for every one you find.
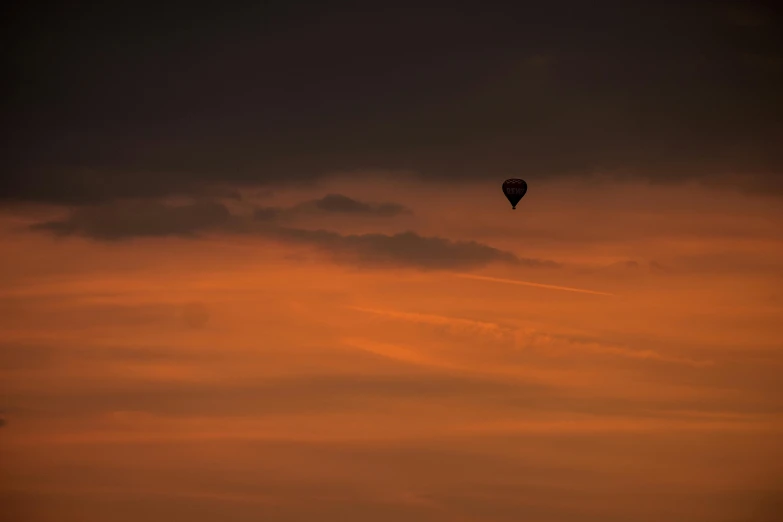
[502,179,527,209]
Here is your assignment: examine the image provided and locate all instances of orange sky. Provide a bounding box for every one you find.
[2,177,783,522]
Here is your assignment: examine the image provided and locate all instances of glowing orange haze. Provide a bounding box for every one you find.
[1,177,782,521]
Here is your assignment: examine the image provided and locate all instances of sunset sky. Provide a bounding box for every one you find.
[2,2,783,521]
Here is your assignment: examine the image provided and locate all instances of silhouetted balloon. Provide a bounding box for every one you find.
[502,179,527,209]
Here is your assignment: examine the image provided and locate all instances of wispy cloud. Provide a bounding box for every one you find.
[30,200,233,240]
[348,306,509,339]
[26,197,557,270]
[456,273,615,296]
[297,193,410,217]
[254,193,410,221]
[29,193,409,241]
[348,306,713,367]
[516,329,716,367]
[265,228,556,270]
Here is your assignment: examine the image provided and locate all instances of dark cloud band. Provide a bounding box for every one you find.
[28,197,555,270]
[2,2,782,204]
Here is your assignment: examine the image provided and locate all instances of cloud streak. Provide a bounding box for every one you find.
[298,193,409,217]
[30,192,411,242]
[348,306,509,339]
[254,193,410,221]
[265,227,557,270]
[456,273,615,296]
[30,200,233,240]
[26,198,555,270]
[516,329,716,367]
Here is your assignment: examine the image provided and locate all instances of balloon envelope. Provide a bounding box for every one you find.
[502,179,527,209]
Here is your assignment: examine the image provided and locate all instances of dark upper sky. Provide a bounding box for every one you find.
[3,1,782,204]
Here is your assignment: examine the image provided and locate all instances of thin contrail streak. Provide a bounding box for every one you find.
[455,274,616,296]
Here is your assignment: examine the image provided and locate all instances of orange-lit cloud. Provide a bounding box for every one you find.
[2,177,782,522]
